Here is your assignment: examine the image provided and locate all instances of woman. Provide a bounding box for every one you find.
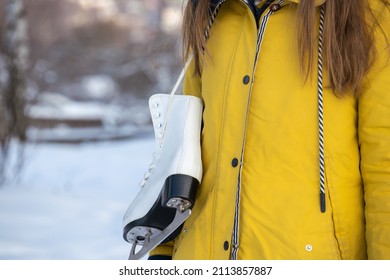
[150,0,390,259]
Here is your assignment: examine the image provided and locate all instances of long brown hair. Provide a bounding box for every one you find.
[182,0,390,97]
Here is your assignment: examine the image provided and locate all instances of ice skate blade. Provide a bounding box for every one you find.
[128,208,191,260]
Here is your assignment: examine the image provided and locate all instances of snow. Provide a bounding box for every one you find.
[0,134,155,260]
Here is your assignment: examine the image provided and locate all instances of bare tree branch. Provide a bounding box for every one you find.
[0,0,29,184]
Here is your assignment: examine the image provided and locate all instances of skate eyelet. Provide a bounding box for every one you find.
[152,103,160,108]
[144,172,151,180]
[155,122,162,128]
[152,112,161,118]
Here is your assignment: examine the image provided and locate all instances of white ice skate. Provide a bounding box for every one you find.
[122,93,203,260]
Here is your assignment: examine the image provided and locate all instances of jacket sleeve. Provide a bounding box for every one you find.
[358,8,390,258]
[148,58,202,259]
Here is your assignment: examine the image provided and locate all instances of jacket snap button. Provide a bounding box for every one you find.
[305,244,313,252]
[270,3,281,11]
[223,241,229,251]
[243,75,250,85]
[231,158,239,167]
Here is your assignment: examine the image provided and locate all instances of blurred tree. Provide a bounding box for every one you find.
[0,0,29,183]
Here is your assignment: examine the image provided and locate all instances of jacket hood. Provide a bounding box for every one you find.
[207,0,326,6]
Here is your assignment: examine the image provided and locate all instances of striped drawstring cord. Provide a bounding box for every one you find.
[205,0,226,39]
[317,4,326,213]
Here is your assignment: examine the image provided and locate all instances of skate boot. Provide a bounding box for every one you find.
[122,93,203,260]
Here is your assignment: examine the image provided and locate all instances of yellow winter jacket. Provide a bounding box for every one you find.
[151,0,390,259]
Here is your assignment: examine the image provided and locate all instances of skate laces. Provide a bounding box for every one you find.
[139,152,159,188]
[159,54,193,148]
[139,97,165,188]
[139,54,193,188]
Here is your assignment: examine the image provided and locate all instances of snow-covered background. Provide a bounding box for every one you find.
[0,132,155,260]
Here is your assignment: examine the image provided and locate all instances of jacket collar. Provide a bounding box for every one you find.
[208,0,326,7]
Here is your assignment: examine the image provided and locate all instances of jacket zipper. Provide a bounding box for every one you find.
[230,0,285,260]
[248,0,276,29]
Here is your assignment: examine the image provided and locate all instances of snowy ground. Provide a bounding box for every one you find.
[0,133,155,260]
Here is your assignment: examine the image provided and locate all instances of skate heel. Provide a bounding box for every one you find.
[123,193,176,244]
[123,175,199,258]
[123,175,199,244]
[162,174,199,211]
